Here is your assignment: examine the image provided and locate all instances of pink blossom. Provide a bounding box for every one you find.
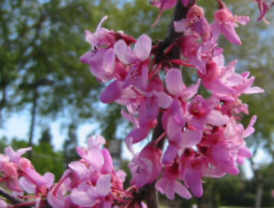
[150,0,177,11]
[212,7,250,45]
[166,68,200,100]
[114,34,151,65]
[255,0,272,22]
[151,0,191,11]
[180,151,204,197]
[47,172,73,208]
[70,174,112,207]
[175,5,210,40]
[0,159,22,192]
[0,2,266,206]
[156,162,191,200]
[0,199,7,208]
[4,146,31,163]
[130,144,162,187]
[18,157,55,194]
[84,16,115,50]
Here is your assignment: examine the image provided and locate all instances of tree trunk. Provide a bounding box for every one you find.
[253,169,264,208]
[255,182,264,208]
[28,89,38,159]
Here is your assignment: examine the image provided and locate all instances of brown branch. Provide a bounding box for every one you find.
[144,1,195,208]
[0,187,23,204]
[155,0,195,63]
[0,68,8,112]
[0,187,51,208]
[0,82,7,111]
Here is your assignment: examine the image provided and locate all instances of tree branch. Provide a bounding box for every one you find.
[144,1,195,207]
[155,0,195,63]
[0,187,51,208]
[0,187,23,204]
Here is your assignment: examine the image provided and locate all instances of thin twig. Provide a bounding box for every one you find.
[0,187,23,204]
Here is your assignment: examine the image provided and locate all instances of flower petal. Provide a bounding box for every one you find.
[114,40,135,64]
[100,81,122,103]
[134,34,152,61]
[166,68,185,96]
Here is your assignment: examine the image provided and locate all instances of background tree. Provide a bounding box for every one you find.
[0,0,274,207]
[63,123,79,166]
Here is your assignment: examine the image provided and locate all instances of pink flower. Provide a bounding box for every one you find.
[84,16,115,50]
[0,199,7,208]
[156,162,191,200]
[70,174,112,207]
[47,172,73,208]
[162,99,186,164]
[18,158,55,194]
[150,0,177,11]
[151,0,191,11]
[212,7,250,45]
[100,80,123,103]
[175,5,210,40]
[0,159,21,192]
[166,68,200,100]
[4,146,31,163]
[114,34,152,65]
[255,0,272,22]
[200,59,264,98]
[209,142,240,175]
[100,34,152,104]
[130,144,162,187]
[81,48,116,82]
[180,151,204,197]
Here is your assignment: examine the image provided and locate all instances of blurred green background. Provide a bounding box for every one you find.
[0,0,274,207]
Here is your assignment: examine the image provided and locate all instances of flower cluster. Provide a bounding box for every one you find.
[0,137,146,208]
[47,136,129,208]
[152,0,272,22]
[0,147,54,207]
[81,0,264,201]
[0,0,271,207]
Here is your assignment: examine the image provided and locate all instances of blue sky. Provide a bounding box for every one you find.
[0,110,97,150]
[0,110,137,160]
[0,109,271,179]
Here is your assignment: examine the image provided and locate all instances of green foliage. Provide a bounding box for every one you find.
[39,128,52,144]
[0,136,8,152]
[0,0,101,123]
[33,141,65,180]
[63,123,79,166]
[10,134,65,180]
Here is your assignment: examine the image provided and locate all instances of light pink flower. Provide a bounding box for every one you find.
[114,34,152,65]
[212,7,250,45]
[70,174,112,207]
[0,199,7,208]
[166,68,200,100]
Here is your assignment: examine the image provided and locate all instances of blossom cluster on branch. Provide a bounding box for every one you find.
[0,0,272,207]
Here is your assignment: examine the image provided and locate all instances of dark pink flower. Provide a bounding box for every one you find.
[255,0,272,22]
[130,144,162,187]
[175,5,210,40]
[156,162,191,200]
